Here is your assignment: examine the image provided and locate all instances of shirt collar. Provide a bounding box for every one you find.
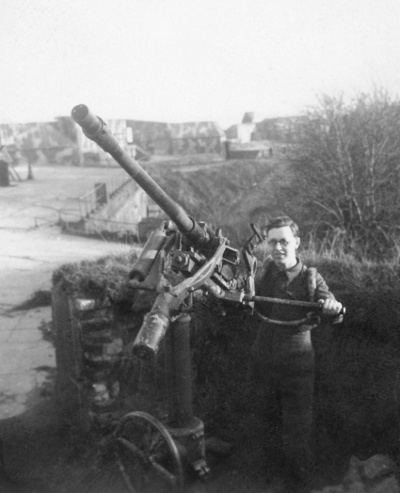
[283,258,303,282]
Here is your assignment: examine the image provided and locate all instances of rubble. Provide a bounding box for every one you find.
[312,455,399,493]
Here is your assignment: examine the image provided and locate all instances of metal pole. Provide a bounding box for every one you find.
[165,313,193,428]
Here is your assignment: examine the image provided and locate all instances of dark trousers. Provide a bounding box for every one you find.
[249,346,315,482]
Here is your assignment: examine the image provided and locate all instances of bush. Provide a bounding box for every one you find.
[278,91,400,258]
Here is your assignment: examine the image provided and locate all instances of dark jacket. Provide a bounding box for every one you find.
[253,257,336,359]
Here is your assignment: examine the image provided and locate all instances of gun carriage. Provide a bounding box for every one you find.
[71,105,343,492]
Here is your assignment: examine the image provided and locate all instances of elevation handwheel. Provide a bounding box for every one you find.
[114,411,185,493]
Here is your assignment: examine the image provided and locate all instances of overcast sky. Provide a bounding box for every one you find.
[1,0,400,128]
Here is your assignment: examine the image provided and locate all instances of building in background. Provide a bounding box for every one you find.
[2,115,226,167]
[225,112,305,158]
[1,111,306,167]
[168,121,226,157]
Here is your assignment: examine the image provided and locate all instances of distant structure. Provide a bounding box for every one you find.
[225,112,256,144]
[224,112,305,159]
[1,111,305,167]
[1,117,227,167]
[126,120,226,159]
[226,112,304,145]
[252,116,304,144]
[242,112,255,124]
[0,124,14,147]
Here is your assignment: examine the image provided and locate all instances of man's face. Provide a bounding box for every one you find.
[267,225,300,270]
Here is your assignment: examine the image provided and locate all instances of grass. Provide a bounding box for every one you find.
[145,158,287,246]
[52,252,138,303]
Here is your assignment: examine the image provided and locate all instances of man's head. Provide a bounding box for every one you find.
[266,216,300,270]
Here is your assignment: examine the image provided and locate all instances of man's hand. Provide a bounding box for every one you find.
[319,298,343,316]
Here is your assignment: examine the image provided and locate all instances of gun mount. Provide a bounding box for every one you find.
[71,104,256,357]
[71,104,258,490]
[71,105,343,491]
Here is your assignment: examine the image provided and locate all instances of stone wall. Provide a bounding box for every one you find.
[83,183,147,238]
[9,120,80,166]
[126,120,171,155]
[52,281,147,429]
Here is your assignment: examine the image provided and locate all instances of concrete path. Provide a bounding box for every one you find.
[0,165,132,419]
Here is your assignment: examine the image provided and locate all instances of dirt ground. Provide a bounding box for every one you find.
[0,165,131,492]
[0,164,348,493]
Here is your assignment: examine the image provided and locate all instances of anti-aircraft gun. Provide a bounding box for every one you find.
[71,105,342,492]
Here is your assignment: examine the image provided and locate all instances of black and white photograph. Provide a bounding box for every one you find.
[0,1,399,492]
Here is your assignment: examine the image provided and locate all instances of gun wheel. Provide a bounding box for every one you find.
[114,411,185,493]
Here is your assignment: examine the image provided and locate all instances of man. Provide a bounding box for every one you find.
[252,216,342,491]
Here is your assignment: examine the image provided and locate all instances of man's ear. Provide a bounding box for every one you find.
[295,236,301,249]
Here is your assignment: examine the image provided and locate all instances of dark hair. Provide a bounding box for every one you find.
[266,216,299,237]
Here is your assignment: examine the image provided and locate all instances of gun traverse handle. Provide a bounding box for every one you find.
[250,294,346,325]
[330,306,346,325]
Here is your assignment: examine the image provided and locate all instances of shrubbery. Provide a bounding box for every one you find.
[277,91,400,259]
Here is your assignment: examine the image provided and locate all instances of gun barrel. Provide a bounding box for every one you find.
[71,104,208,244]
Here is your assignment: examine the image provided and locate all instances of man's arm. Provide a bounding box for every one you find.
[315,273,343,316]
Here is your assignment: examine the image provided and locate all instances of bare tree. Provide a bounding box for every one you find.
[280,91,400,257]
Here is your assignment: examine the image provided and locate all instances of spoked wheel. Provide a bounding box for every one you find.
[114,411,185,493]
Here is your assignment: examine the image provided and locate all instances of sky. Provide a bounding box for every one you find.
[1,0,400,128]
